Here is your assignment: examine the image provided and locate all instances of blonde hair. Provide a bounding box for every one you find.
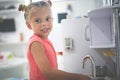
[18,0,52,21]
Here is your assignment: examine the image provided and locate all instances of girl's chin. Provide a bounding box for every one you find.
[41,34,49,38]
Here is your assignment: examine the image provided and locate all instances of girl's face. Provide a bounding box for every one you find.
[26,6,53,39]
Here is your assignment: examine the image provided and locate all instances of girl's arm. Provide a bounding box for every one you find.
[30,41,90,80]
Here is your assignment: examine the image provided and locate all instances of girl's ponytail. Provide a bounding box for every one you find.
[47,0,52,7]
[18,4,27,12]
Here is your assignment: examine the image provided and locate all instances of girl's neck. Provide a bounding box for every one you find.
[34,33,48,40]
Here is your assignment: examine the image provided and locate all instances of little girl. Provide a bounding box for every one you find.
[19,0,90,80]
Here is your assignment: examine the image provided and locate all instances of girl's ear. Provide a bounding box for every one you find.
[26,21,32,29]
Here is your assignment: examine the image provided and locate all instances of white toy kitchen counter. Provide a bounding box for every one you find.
[0,57,28,79]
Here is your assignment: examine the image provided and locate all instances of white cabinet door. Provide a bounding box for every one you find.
[88,7,115,48]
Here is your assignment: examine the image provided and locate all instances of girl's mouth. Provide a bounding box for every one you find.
[41,28,50,33]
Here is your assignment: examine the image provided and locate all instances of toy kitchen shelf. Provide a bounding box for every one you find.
[0,0,19,4]
[0,9,19,14]
[88,6,120,48]
[0,0,20,15]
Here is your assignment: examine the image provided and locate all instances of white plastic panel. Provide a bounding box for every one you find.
[88,7,115,48]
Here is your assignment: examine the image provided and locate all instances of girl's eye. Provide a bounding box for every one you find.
[46,17,52,22]
[34,19,41,23]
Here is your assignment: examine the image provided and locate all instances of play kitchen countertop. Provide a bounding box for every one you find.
[0,57,28,79]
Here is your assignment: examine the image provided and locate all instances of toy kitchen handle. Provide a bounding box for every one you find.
[85,24,90,41]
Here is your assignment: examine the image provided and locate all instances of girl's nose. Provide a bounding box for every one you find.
[41,21,47,26]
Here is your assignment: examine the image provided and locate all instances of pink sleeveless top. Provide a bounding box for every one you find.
[27,34,58,80]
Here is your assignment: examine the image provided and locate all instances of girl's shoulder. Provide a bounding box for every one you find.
[29,34,43,42]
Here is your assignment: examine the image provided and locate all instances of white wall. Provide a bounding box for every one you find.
[51,0,96,26]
